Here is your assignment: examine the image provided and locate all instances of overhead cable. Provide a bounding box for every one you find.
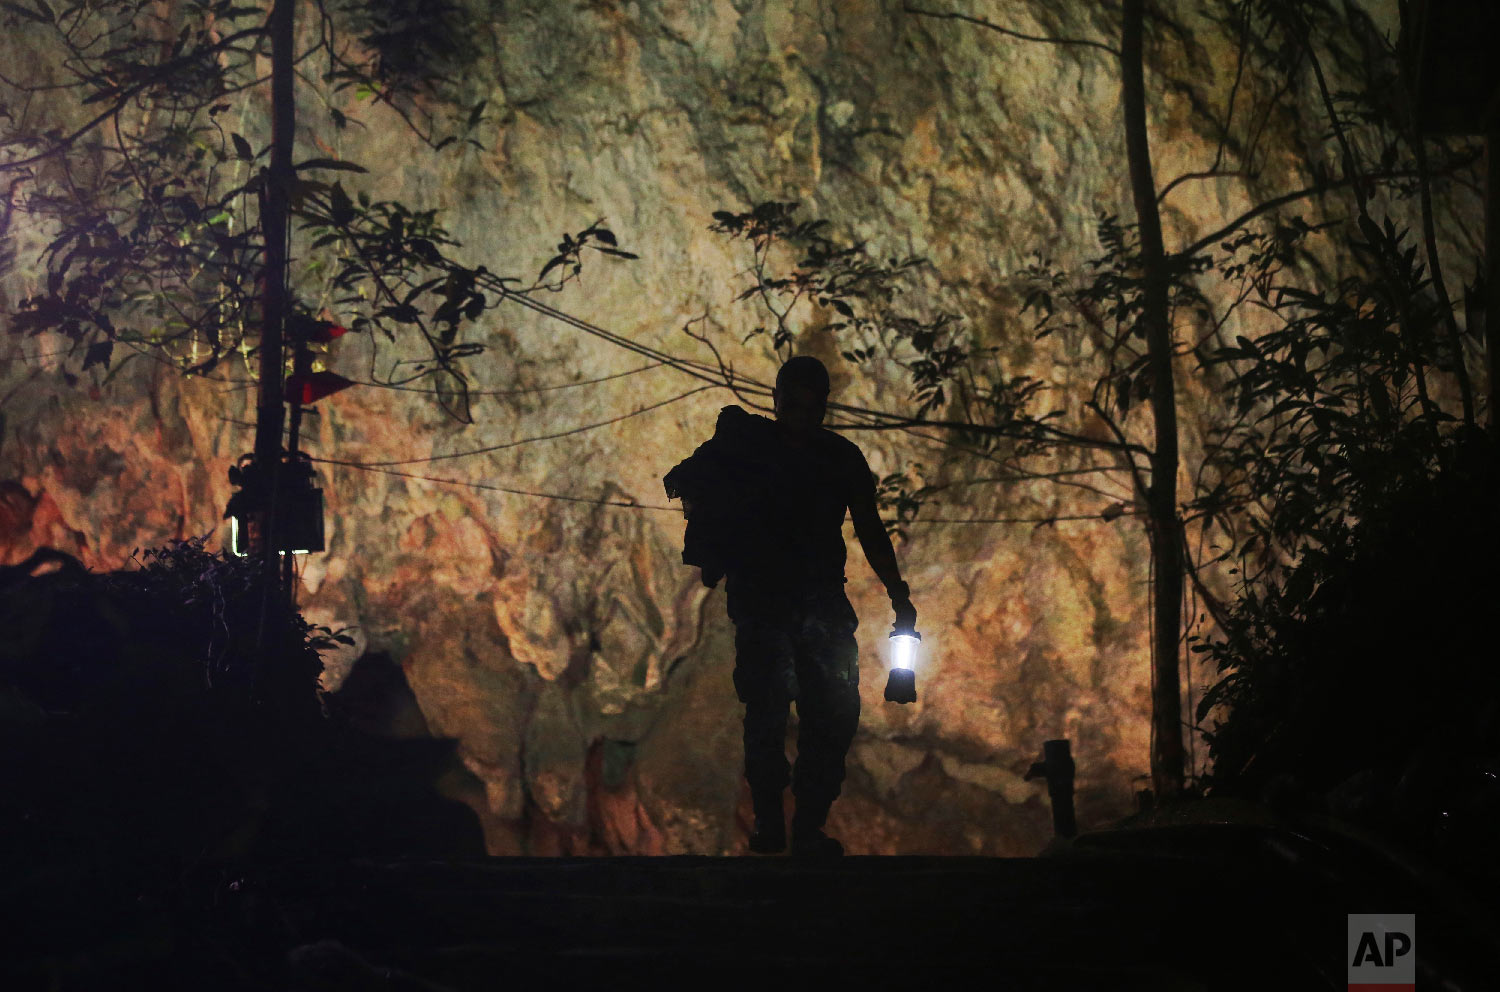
[345,361,666,396]
[320,385,714,468]
[313,445,1123,527]
[305,459,679,511]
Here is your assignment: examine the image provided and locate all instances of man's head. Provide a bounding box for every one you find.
[773,355,830,436]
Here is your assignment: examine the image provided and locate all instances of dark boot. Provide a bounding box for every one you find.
[748,785,786,854]
[790,796,842,859]
[790,829,843,859]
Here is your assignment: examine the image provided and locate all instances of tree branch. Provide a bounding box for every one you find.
[1156,169,1247,205]
[1173,167,1450,260]
[903,4,1120,56]
[0,26,267,174]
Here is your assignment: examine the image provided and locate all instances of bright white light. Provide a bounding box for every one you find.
[889,632,919,671]
[229,517,309,557]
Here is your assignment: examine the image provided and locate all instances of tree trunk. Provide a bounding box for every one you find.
[1486,124,1500,431]
[253,0,295,661]
[1121,0,1185,800]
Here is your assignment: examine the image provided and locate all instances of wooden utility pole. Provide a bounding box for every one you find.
[1122,0,1185,801]
[283,318,311,610]
[252,0,296,660]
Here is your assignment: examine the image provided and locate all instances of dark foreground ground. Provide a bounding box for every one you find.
[5,816,1497,991]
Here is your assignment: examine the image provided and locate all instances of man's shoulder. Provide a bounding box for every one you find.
[815,426,868,464]
[814,428,872,492]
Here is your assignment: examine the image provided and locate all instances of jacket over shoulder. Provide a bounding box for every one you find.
[662,405,780,588]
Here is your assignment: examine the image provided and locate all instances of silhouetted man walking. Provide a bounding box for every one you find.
[665,356,917,857]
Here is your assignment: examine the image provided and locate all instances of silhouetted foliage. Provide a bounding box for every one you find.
[0,536,483,982]
[329,0,483,105]
[710,201,1043,426]
[1187,215,1500,878]
[0,0,634,422]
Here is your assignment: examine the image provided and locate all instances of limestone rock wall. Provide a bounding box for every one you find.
[1,0,1444,854]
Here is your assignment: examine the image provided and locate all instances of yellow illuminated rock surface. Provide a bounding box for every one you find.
[0,0,1463,854]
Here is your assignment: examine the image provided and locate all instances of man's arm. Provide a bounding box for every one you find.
[849,475,918,633]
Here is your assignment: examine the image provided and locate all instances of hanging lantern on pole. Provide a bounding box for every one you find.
[884,629,920,704]
[225,451,326,557]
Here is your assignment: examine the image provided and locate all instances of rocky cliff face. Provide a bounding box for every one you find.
[1,0,1441,854]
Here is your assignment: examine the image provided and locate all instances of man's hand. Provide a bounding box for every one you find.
[891,595,917,635]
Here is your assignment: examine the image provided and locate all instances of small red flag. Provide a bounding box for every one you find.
[305,321,348,344]
[289,313,349,343]
[286,370,356,404]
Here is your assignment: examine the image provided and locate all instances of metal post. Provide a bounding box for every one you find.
[1025,739,1077,840]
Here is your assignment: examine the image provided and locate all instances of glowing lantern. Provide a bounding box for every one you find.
[884,630,920,704]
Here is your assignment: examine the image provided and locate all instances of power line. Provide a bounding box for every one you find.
[2,337,256,384]
[8,286,1127,528]
[910,510,1139,525]
[493,288,1124,455]
[307,459,680,511]
[211,362,666,397]
[311,445,1122,526]
[320,385,715,468]
[496,288,782,401]
[505,290,903,431]
[347,361,666,396]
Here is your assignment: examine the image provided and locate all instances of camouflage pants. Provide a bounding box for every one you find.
[731,591,860,825]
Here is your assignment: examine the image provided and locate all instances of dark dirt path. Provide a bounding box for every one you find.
[7,822,1496,990]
